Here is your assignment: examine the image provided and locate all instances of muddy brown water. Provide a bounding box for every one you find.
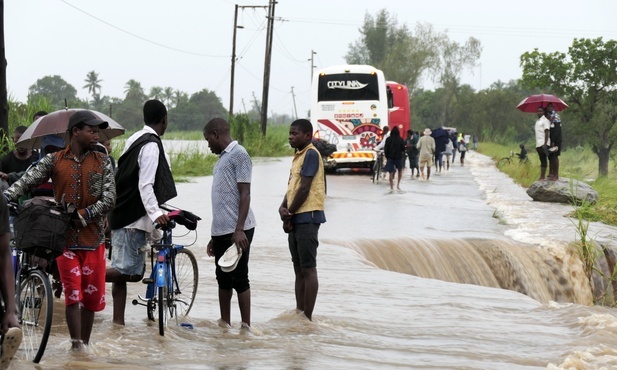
[11,148,617,369]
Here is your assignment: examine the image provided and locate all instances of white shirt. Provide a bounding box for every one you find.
[534,116,551,148]
[211,141,256,236]
[122,126,171,233]
[374,131,390,151]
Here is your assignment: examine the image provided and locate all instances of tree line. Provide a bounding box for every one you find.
[347,9,617,176]
[20,73,294,133]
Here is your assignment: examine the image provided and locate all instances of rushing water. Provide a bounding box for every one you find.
[11,148,617,369]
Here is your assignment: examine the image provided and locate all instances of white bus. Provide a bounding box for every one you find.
[310,65,389,170]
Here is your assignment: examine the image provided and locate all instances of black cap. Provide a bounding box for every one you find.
[68,110,109,131]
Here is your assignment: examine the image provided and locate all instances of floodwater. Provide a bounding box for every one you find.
[11,148,617,369]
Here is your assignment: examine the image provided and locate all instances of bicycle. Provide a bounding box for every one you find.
[132,206,201,336]
[372,151,384,183]
[7,203,53,364]
[497,150,529,167]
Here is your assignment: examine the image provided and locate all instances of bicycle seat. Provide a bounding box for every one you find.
[167,210,201,230]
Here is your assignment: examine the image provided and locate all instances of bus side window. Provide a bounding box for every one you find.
[387,86,393,108]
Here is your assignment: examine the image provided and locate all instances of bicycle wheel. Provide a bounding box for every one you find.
[17,269,53,363]
[172,249,198,318]
[372,159,381,183]
[158,285,167,336]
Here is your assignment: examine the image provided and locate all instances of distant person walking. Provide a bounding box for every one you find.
[458,135,468,166]
[443,138,453,171]
[416,128,436,181]
[405,130,419,178]
[279,119,326,321]
[534,106,551,180]
[450,132,458,163]
[203,118,256,330]
[384,126,406,191]
[472,134,478,150]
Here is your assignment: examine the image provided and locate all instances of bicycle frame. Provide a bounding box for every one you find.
[146,239,186,302]
[132,207,200,336]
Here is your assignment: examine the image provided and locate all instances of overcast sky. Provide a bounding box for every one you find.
[5,0,617,118]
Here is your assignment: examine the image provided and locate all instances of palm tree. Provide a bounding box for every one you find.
[150,86,163,100]
[173,90,189,107]
[163,87,174,107]
[83,71,102,99]
[124,79,144,99]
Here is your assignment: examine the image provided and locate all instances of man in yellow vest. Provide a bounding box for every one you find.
[279,119,326,321]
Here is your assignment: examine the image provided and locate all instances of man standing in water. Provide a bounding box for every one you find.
[107,100,176,326]
[416,128,436,181]
[203,118,256,330]
[534,106,550,181]
[279,119,326,321]
[6,110,115,349]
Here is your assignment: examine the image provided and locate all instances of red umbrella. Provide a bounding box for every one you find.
[516,94,568,113]
[16,109,125,149]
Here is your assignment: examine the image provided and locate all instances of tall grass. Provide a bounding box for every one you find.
[110,123,291,181]
[479,142,617,226]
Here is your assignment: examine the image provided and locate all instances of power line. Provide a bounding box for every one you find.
[59,0,229,58]
[282,16,617,38]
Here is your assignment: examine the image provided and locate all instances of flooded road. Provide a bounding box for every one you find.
[12,150,617,369]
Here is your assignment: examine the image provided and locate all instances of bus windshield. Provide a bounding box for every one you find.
[317,73,380,102]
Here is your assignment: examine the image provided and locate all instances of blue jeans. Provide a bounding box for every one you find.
[110,228,147,276]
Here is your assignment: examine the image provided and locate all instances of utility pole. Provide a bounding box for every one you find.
[229,4,266,119]
[241,98,247,114]
[252,91,261,115]
[291,86,298,120]
[0,0,8,140]
[229,4,239,119]
[308,49,317,83]
[260,0,276,137]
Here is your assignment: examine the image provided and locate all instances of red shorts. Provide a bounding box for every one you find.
[56,245,106,312]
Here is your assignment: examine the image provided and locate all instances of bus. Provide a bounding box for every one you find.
[310,65,389,170]
[386,81,411,137]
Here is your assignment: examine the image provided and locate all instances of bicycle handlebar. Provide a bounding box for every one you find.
[157,205,201,231]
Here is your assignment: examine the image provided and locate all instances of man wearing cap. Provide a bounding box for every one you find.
[107,99,177,326]
[416,128,436,180]
[5,110,115,349]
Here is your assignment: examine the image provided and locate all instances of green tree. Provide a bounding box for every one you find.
[83,70,102,99]
[432,36,482,124]
[520,37,617,176]
[345,11,438,91]
[124,79,146,101]
[173,90,189,107]
[114,79,147,130]
[28,75,78,109]
[150,86,163,100]
[189,89,228,123]
[163,87,174,107]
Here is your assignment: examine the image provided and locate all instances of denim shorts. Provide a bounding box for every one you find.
[111,228,147,276]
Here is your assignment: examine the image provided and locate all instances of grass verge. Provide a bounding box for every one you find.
[478,142,617,226]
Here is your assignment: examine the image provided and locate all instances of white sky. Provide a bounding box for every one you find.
[5,0,617,118]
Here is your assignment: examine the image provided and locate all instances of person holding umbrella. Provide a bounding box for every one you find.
[546,103,562,180]
[4,110,116,350]
[534,106,551,180]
